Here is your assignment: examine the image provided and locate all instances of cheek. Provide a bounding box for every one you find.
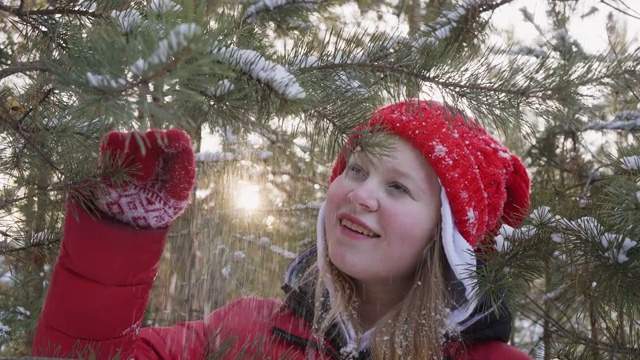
[325,177,349,210]
[382,205,439,245]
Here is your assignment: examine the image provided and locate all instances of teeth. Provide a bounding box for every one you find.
[341,219,377,237]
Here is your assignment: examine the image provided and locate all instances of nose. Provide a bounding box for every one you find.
[347,182,379,212]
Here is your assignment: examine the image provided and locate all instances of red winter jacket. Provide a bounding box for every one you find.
[32,202,531,360]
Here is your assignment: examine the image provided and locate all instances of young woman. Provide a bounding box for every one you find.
[32,100,532,359]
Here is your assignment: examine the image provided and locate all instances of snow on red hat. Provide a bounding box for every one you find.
[329,99,530,249]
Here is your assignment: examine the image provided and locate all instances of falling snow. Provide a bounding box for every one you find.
[196,151,236,162]
[221,265,231,278]
[269,245,296,259]
[195,150,274,163]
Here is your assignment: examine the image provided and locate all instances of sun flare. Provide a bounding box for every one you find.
[235,182,261,211]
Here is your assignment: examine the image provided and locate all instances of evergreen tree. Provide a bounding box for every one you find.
[0,0,639,358]
[480,3,640,359]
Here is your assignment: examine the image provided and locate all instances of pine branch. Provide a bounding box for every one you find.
[270,169,324,189]
[0,3,103,18]
[600,0,640,21]
[89,45,194,95]
[242,0,327,24]
[0,229,16,241]
[301,62,555,100]
[523,290,640,356]
[478,0,517,12]
[0,175,101,210]
[0,194,31,211]
[0,237,61,256]
[0,61,49,79]
[583,118,640,131]
[419,0,517,47]
[0,87,63,174]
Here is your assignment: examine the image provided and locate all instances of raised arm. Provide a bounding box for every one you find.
[32,129,199,360]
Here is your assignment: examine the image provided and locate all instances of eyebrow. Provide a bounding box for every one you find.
[385,165,419,183]
[351,153,419,183]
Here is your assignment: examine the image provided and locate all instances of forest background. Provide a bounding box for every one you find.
[1,0,640,359]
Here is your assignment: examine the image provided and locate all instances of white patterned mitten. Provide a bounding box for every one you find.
[95,129,196,229]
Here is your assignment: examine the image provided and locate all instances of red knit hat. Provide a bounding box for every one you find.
[329,99,530,249]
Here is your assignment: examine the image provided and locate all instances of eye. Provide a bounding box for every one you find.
[346,163,366,178]
[388,182,410,194]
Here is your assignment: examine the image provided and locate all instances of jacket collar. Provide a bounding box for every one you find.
[281,245,513,350]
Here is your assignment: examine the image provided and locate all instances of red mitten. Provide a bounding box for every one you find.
[95,129,196,229]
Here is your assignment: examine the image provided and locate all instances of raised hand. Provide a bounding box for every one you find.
[95,129,196,229]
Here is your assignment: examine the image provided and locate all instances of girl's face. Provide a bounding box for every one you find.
[324,137,442,287]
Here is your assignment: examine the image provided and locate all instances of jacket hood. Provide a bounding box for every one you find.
[281,245,513,350]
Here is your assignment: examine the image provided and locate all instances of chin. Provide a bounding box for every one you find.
[326,250,365,281]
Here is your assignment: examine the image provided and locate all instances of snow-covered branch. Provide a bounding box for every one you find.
[621,156,640,170]
[494,206,637,264]
[543,283,570,302]
[415,0,488,46]
[149,0,182,13]
[0,2,101,17]
[585,119,640,131]
[88,23,201,89]
[583,111,640,131]
[211,46,306,100]
[86,73,127,88]
[111,9,141,32]
[147,23,201,66]
[242,0,325,24]
[208,79,235,97]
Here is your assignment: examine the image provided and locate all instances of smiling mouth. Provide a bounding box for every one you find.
[340,219,380,237]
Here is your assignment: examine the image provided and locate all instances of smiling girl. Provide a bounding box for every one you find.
[32,100,532,359]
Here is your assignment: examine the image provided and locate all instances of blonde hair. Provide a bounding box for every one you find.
[310,226,451,359]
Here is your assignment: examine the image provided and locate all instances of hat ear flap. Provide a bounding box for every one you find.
[502,156,531,227]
